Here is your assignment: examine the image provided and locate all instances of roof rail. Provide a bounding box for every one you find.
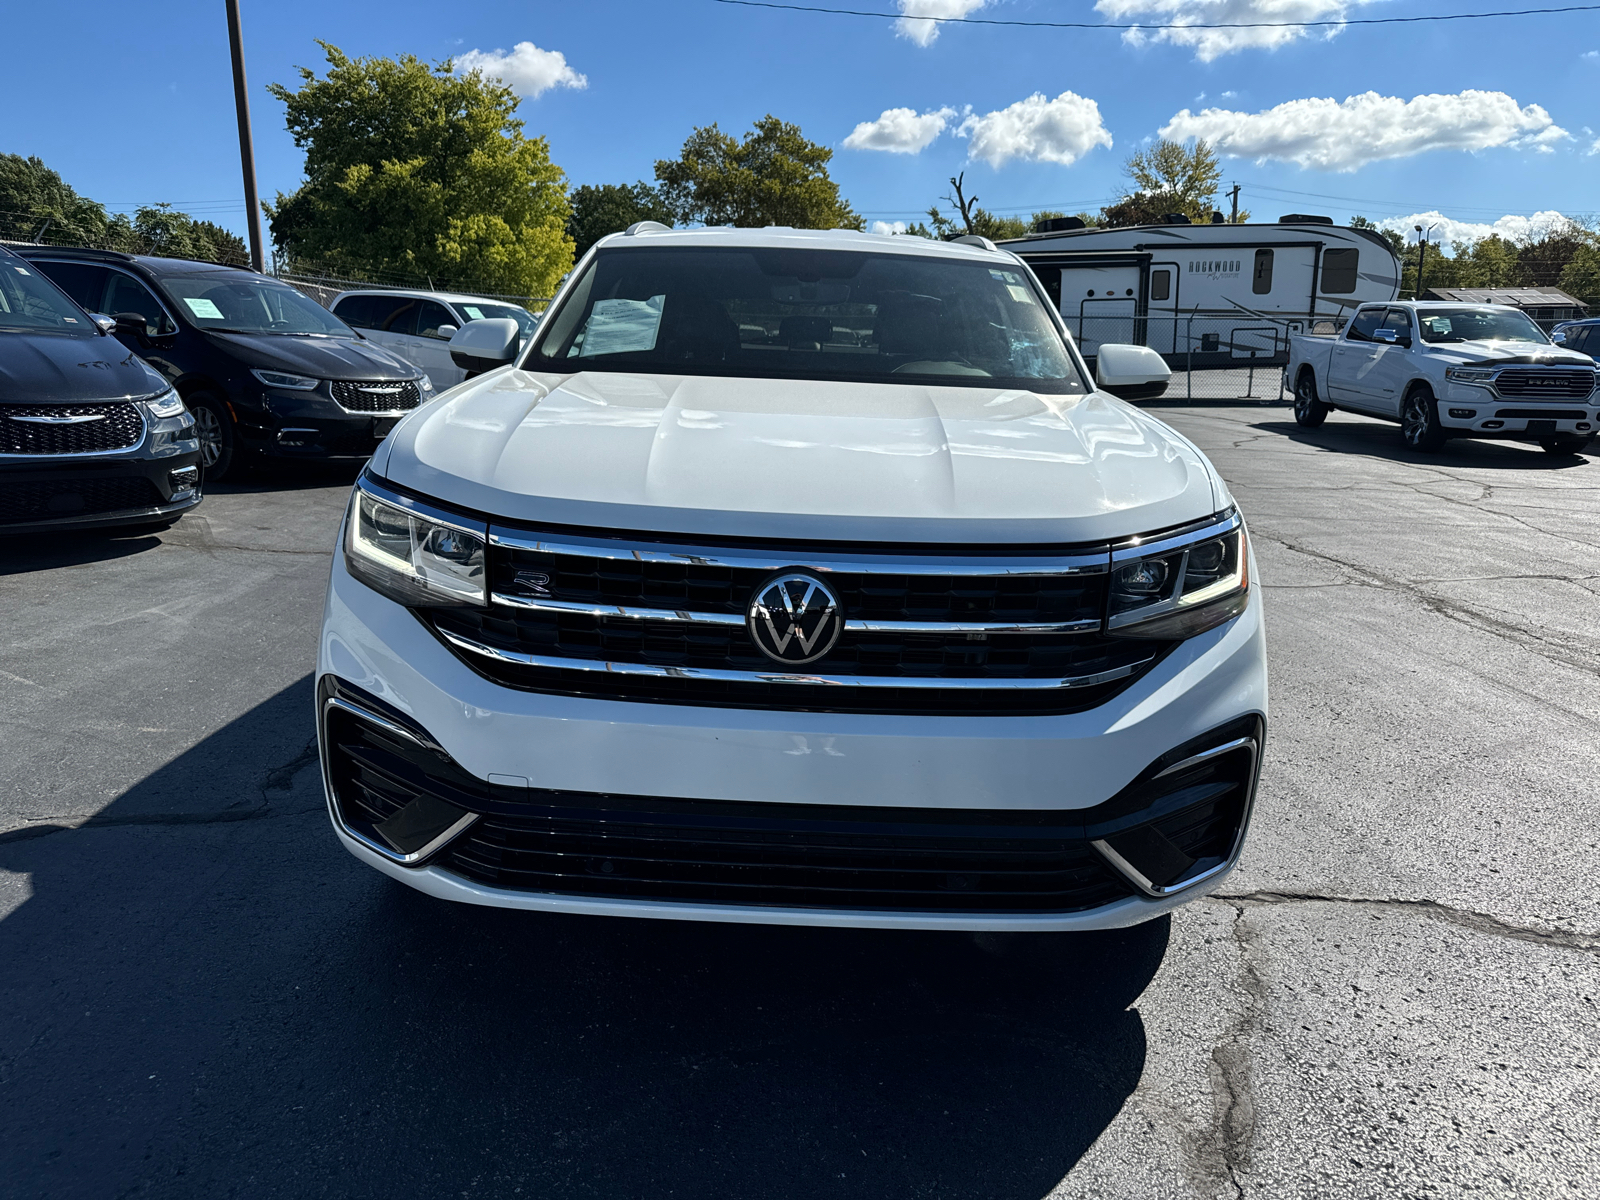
[951,234,997,252]
[623,221,672,236]
[13,244,136,262]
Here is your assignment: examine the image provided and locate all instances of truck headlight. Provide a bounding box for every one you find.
[1445,366,1497,385]
[1109,520,1249,640]
[344,479,486,606]
[143,388,187,418]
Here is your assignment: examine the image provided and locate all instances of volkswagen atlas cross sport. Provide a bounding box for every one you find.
[318,226,1266,931]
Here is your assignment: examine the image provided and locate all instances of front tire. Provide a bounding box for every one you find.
[188,393,237,481]
[1540,433,1595,456]
[1293,371,1329,428]
[1401,385,1447,452]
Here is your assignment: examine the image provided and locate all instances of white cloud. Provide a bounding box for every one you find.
[455,41,587,98]
[957,92,1113,168]
[1096,0,1353,62]
[1584,49,1599,58]
[870,220,912,235]
[1377,210,1575,246]
[1160,90,1569,172]
[843,107,957,154]
[894,0,987,47]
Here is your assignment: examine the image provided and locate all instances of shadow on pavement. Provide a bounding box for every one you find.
[0,529,165,575]
[208,458,364,497]
[1252,417,1595,470]
[0,678,1167,1199]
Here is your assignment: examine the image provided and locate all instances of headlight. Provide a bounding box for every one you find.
[143,388,186,418]
[344,480,486,606]
[418,374,435,394]
[1108,518,1249,640]
[251,368,320,390]
[1445,366,1497,385]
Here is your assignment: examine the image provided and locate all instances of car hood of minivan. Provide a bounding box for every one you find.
[204,331,419,380]
[1425,341,1595,368]
[377,370,1224,543]
[1,330,168,405]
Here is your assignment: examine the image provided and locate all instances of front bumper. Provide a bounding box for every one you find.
[236,385,426,461]
[1439,387,1598,437]
[317,540,1269,930]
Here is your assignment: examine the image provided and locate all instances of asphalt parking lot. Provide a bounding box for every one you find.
[3,403,1598,1199]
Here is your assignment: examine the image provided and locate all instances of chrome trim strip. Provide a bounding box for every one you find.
[489,527,1111,578]
[318,695,480,866]
[435,625,1153,690]
[1110,510,1242,563]
[488,591,1103,634]
[1092,735,1260,898]
[356,475,488,538]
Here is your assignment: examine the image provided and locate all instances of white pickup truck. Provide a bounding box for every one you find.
[1287,301,1599,454]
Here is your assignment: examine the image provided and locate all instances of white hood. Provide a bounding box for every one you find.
[1425,341,1594,368]
[378,370,1222,543]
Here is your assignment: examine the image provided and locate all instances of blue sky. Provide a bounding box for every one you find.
[3,0,1597,249]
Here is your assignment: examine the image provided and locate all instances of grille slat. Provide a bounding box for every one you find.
[1,404,144,455]
[331,379,422,413]
[1494,369,1595,400]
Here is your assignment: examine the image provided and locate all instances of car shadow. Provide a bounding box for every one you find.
[0,677,1167,1199]
[0,527,165,575]
[1257,416,1595,469]
[209,458,365,496]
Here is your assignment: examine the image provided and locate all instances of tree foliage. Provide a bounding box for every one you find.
[266,43,573,296]
[1101,139,1239,227]
[654,116,861,230]
[567,183,673,258]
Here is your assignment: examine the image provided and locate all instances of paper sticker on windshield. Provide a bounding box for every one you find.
[13,267,30,276]
[1006,284,1035,305]
[463,306,484,320]
[577,296,665,357]
[183,297,225,320]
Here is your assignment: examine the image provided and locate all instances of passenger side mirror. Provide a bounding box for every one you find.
[1552,330,1567,344]
[1094,344,1171,401]
[112,311,148,338]
[1373,328,1397,344]
[447,318,521,375]
[435,323,458,338]
[90,312,118,335]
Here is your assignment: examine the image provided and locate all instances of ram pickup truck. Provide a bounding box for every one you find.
[1287,301,1598,454]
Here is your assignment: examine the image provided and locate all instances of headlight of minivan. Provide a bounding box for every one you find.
[344,480,486,606]
[252,369,320,390]
[1108,518,1249,640]
[143,388,186,418]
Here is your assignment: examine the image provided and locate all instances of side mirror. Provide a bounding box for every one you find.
[112,311,148,338]
[448,318,520,375]
[1373,328,1397,344]
[1552,330,1567,344]
[91,312,118,335]
[1095,344,1171,401]
[435,323,458,338]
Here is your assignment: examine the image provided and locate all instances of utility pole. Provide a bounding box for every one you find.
[1413,223,1437,300]
[226,0,266,273]
[1228,184,1241,224]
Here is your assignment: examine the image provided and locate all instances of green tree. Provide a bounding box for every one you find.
[1559,243,1600,309]
[131,203,248,265]
[1101,139,1237,227]
[567,182,673,258]
[1456,235,1520,288]
[654,115,861,230]
[0,154,131,247]
[1517,233,1583,287]
[266,43,573,296]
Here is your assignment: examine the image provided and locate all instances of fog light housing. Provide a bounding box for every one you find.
[1448,408,1476,419]
[1579,423,1592,432]
[169,466,200,490]
[1481,420,1504,429]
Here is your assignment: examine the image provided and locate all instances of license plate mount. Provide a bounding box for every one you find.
[373,417,399,438]
[1525,419,1557,434]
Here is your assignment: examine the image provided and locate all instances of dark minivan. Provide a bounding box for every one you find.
[0,245,201,535]
[17,247,432,479]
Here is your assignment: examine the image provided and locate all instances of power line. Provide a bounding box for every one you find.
[711,0,1600,30]
[1238,180,1592,218]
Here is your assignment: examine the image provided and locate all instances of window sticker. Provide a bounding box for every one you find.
[577,295,665,357]
[183,297,225,320]
[1006,284,1034,305]
[463,306,484,320]
[14,266,30,275]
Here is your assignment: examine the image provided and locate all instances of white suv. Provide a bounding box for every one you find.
[317,227,1266,931]
[329,289,539,390]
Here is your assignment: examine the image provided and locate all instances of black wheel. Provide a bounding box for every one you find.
[1539,433,1594,456]
[188,393,237,481]
[1401,385,1447,452]
[1293,370,1329,428]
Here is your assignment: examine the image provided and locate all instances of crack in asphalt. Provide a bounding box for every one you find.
[1213,891,1600,956]
[1186,903,1262,1200]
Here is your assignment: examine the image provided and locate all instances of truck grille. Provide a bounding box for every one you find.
[423,520,1179,716]
[1493,368,1595,400]
[331,379,422,413]
[0,403,144,455]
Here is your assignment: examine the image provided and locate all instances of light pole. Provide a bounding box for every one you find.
[1413,223,1437,300]
[226,0,266,273]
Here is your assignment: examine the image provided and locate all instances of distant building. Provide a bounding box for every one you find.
[1423,286,1587,324]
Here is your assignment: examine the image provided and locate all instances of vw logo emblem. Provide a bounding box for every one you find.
[746,572,842,666]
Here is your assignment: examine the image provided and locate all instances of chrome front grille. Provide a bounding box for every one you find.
[331,379,422,413]
[0,403,144,456]
[423,522,1184,715]
[1493,368,1596,400]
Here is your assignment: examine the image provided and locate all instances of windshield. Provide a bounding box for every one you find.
[456,300,538,335]
[158,273,352,336]
[0,257,94,336]
[526,246,1087,392]
[1417,307,1548,345]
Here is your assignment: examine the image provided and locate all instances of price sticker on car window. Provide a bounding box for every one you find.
[183,297,225,320]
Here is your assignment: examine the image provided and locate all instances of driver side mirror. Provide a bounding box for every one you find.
[90,312,118,335]
[1552,330,1568,344]
[447,318,521,376]
[435,323,458,338]
[1094,344,1171,401]
[112,311,148,338]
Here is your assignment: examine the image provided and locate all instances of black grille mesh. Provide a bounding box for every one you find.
[0,404,143,455]
[331,380,422,412]
[0,476,163,525]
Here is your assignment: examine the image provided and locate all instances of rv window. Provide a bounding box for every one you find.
[1322,248,1358,294]
[1252,249,1274,295]
[1150,269,1171,301]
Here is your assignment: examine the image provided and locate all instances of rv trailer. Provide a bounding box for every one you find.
[1001,215,1402,370]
